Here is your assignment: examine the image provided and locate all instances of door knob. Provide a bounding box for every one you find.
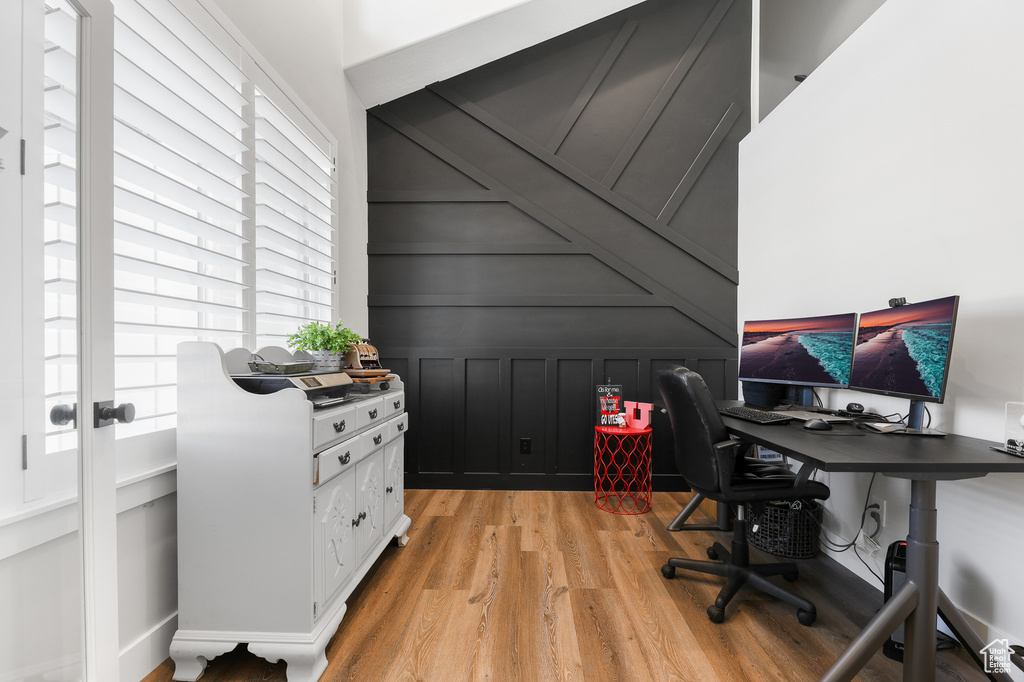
[95,401,135,427]
[50,403,77,427]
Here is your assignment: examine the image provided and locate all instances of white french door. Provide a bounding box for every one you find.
[1,0,118,680]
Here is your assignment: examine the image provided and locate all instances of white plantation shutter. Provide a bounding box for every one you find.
[25,0,345,452]
[43,0,80,454]
[112,0,250,439]
[254,89,336,348]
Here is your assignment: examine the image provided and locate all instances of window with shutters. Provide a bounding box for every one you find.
[34,0,339,460]
[105,0,338,458]
[254,89,336,349]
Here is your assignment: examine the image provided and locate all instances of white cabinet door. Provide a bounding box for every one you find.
[355,449,384,562]
[314,467,356,616]
[384,435,404,530]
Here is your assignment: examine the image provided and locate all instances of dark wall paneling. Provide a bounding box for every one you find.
[556,360,595,475]
[416,359,456,473]
[464,359,501,474]
[511,360,547,474]
[368,0,749,491]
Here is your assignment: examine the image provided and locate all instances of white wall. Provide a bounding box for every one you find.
[740,0,1024,644]
[342,0,647,106]
[759,0,885,120]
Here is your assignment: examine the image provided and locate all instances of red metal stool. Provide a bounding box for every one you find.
[594,425,652,514]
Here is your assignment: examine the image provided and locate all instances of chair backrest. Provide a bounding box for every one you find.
[656,366,730,493]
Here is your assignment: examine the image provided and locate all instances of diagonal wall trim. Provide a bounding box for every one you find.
[601,0,734,187]
[658,102,743,222]
[429,82,739,283]
[367,242,585,255]
[367,189,502,202]
[546,18,638,153]
[371,107,738,344]
[368,294,661,307]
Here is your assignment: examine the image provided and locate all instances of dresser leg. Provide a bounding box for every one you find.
[169,637,237,681]
[396,532,410,547]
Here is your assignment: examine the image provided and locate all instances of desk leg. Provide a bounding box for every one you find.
[937,588,1017,682]
[819,582,918,682]
[904,480,940,682]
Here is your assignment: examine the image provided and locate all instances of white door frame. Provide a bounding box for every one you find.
[74,0,119,678]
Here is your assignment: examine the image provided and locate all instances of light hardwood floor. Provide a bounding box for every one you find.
[145,489,984,681]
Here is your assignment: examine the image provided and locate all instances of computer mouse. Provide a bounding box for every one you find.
[803,418,833,431]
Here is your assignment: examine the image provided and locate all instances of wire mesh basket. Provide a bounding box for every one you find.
[746,500,821,559]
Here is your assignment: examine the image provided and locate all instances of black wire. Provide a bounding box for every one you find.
[806,473,889,582]
[803,509,855,551]
[924,404,932,428]
[854,544,884,585]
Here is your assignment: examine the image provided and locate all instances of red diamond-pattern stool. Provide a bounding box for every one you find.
[594,425,652,514]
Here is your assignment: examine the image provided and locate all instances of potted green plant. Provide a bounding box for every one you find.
[286,321,362,371]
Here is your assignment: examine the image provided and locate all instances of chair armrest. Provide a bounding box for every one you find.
[713,438,749,495]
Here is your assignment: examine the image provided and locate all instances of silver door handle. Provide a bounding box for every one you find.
[50,403,77,427]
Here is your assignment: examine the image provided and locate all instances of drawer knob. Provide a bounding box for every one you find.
[333,420,346,433]
[398,423,405,432]
[352,516,360,527]
[386,486,394,494]
[373,434,383,445]
[338,452,351,465]
[359,511,367,520]
[393,400,401,409]
[369,408,378,419]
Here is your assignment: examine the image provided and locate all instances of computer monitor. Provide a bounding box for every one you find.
[738,312,859,389]
[848,295,959,404]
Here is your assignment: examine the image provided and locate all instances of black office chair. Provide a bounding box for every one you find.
[656,366,830,626]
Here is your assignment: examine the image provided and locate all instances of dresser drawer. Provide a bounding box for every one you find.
[362,422,388,454]
[387,413,408,442]
[312,404,357,451]
[355,397,385,431]
[316,437,366,486]
[384,391,405,418]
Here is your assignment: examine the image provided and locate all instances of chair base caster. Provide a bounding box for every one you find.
[661,564,676,580]
[797,609,816,626]
[707,605,725,623]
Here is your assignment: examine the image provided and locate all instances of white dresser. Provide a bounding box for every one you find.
[170,342,411,682]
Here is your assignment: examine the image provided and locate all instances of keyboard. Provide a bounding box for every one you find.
[719,406,794,425]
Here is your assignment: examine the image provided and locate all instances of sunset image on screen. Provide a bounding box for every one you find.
[739,313,858,387]
[849,296,958,399]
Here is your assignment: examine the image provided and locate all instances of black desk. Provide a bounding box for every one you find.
[719,405,1024,682]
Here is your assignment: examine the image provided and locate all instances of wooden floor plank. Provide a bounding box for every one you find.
[600,530,717,681]
[569,587,653,681]
[144,490,987,682]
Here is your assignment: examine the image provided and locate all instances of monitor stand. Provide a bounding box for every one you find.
[899,399,946,437]
[796,387,815,408]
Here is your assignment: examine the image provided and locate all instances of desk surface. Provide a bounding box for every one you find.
[718,401,1024,480]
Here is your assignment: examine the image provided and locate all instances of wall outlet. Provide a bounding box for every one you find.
[868,495,886,528]
[519,438,531,454]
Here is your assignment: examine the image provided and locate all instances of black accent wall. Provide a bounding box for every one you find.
[367,0,749,490]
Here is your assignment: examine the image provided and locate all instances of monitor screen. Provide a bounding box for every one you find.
[848,295,959,403]
[738,313,858,388]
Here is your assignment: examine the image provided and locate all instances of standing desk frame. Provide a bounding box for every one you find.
[720,407,1024,682]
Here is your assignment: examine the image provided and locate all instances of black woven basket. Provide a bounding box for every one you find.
[746,500,821,559]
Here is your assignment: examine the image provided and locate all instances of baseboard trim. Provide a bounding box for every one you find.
[405,472,690,491]
[120,611,178,682]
